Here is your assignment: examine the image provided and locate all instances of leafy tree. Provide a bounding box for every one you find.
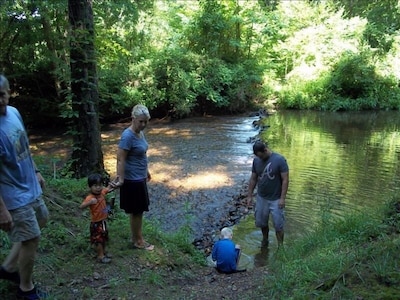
[0,1,69,125]
[186,0,243,63]
[94,1,154,119]
[327,0,400,52]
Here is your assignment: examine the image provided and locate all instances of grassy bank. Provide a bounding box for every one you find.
[0,176,399,299]
[0,177,208,299]
[265,194,400,299]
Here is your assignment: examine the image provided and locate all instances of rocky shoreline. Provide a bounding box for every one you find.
[191,183,250,254]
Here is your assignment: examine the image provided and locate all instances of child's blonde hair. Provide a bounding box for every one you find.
[220,227,233,239]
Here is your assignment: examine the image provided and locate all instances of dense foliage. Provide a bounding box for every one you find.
[1,0,400,126]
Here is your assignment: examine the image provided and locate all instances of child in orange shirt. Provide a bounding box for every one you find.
[80,174,114,263]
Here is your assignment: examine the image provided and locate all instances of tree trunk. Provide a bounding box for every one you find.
[68,0,104,178]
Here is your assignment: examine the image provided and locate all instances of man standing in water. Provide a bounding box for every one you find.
[247,141,289,247]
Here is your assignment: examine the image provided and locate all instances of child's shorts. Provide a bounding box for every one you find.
[90,220,108,244]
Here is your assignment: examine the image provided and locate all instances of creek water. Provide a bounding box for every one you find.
[232,110,400,270]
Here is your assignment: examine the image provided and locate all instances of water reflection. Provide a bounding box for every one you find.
[234,110,400,270]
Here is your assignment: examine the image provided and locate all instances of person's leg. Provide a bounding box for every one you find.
[2,242,21,272]
[96,243,110,263]
[270,199,285,247]
[233,248,247,273]
[90,222,100,256]
[0,242,21,283]
[91,221,110,262]
[255,195,271,247]
[235,248,241,265]
[9,198,49,298]
[3,198,48,274]
[261,226,269,247]
[18,237,39,292]
[100,221,110,257]
[130,213,143,245]
[7,206,39,292]
[130,213,154,250]
[15,237,47,300]
[276,230,284,246]
[95,243,105,259]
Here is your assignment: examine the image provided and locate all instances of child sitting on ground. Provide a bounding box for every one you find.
[80,174,114,264]
[212,227,246,274]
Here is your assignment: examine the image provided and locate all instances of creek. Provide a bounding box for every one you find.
[233,110,400,270]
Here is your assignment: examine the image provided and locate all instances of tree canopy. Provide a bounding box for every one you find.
[1,0,400,176]
[1,0,400,122]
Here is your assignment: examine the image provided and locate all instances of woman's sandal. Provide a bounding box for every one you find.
[132,242,154,251]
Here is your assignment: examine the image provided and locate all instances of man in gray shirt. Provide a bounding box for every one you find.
[247,141,289,247]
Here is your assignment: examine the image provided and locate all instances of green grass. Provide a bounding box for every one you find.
[0,176,207,299]
[263,195,400,299]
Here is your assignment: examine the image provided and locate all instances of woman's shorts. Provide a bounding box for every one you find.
[120,179,149,215]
